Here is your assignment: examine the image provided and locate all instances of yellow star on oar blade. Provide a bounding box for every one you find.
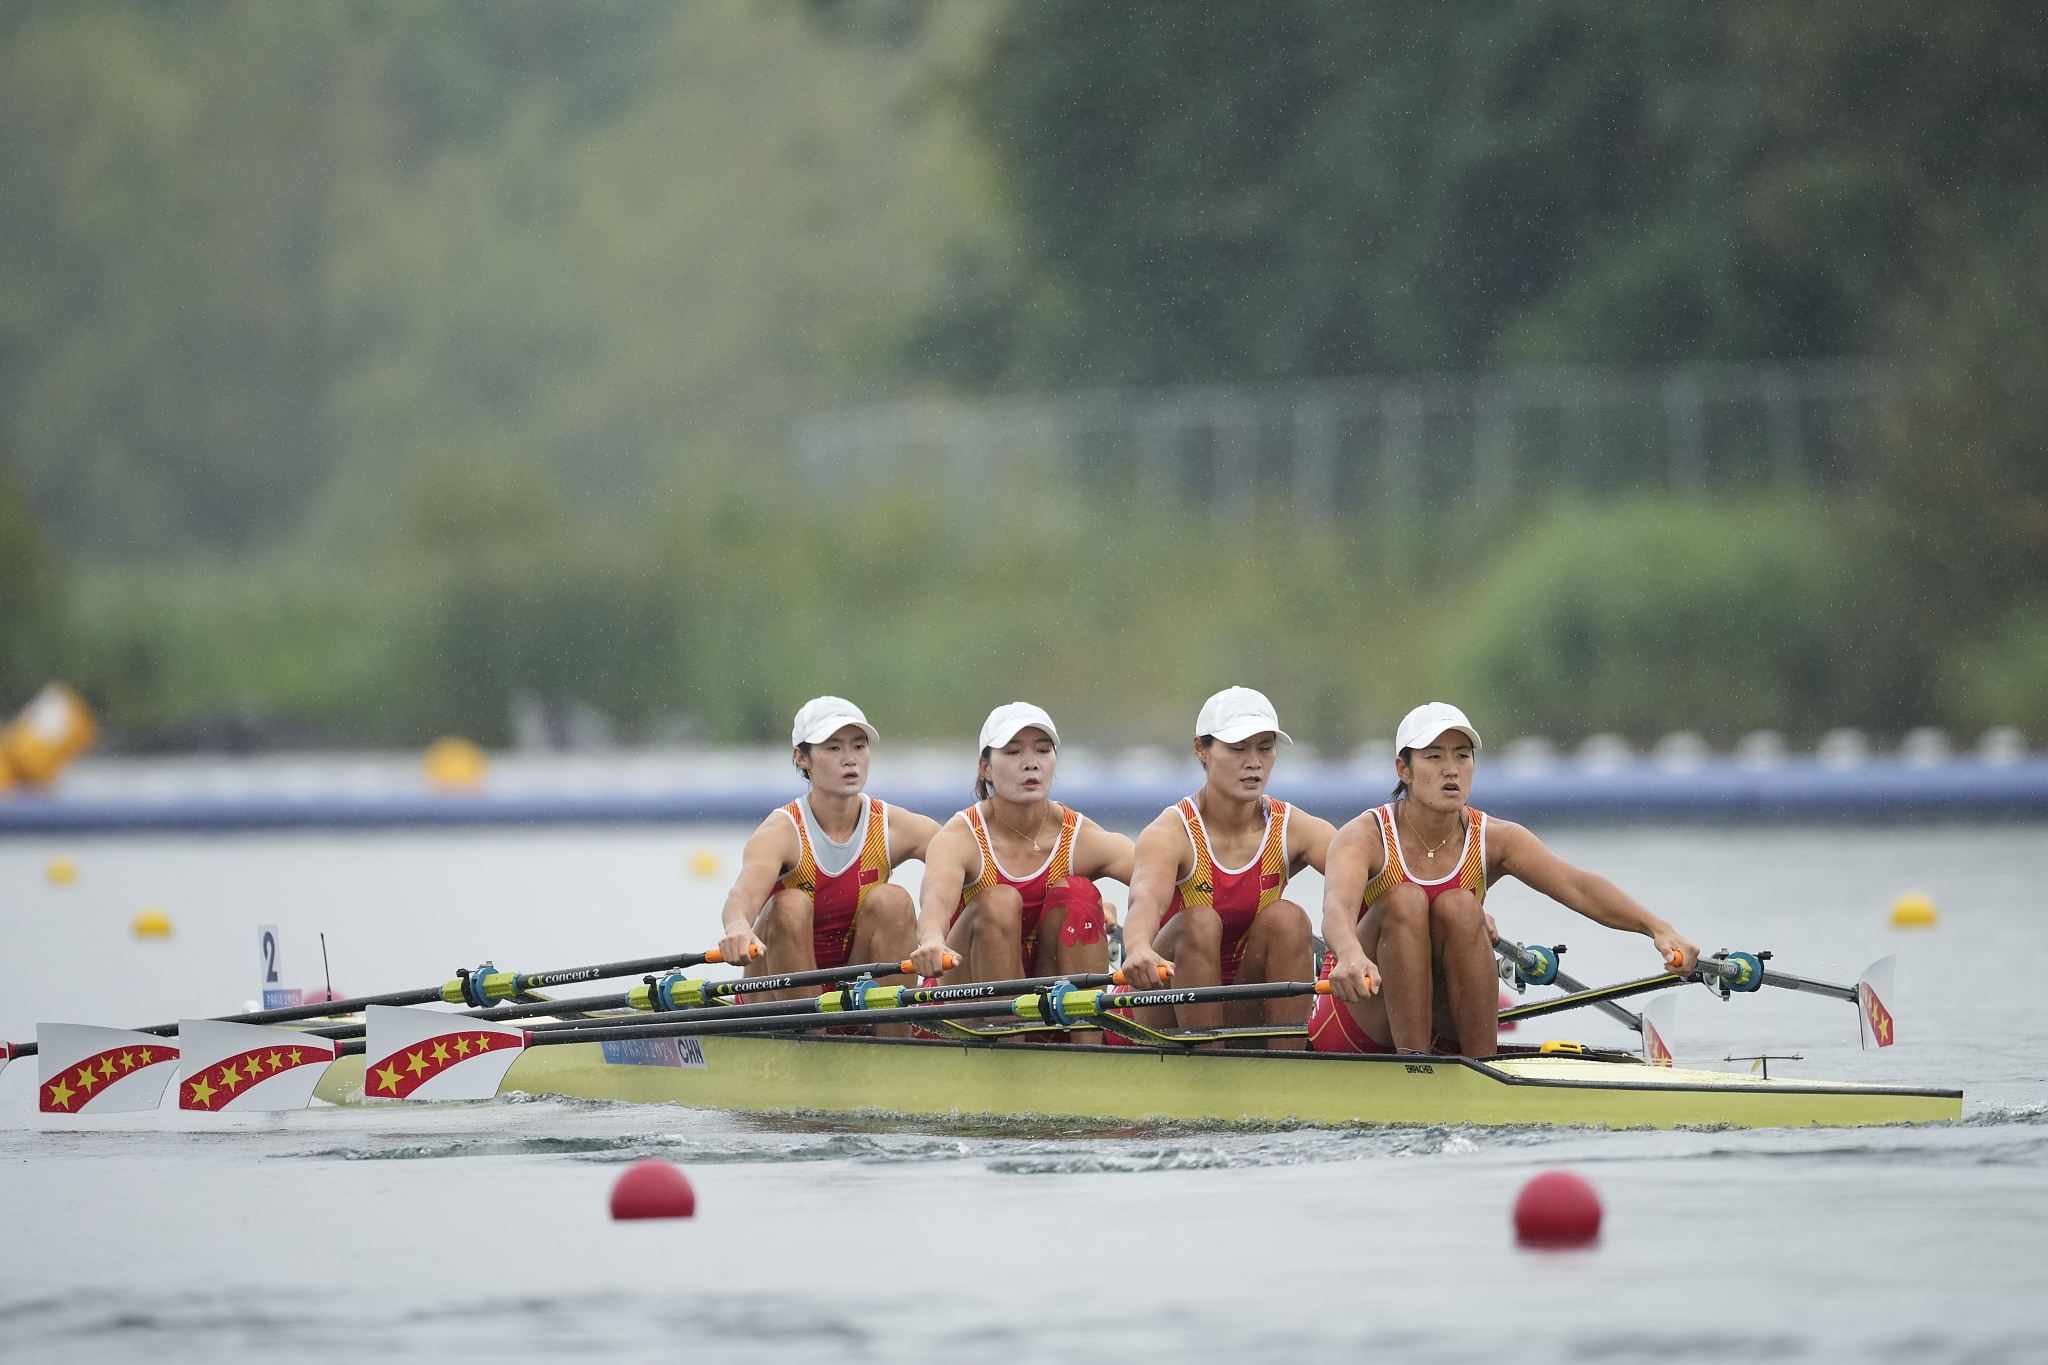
[119,1051,135,1071]
[473,1034,495,1051]
[288,1048,303,1066]
[405,1049,430,1077]
[219,1065,242,1091]
[244,1058,264,1082]
[372,1062,404,1094]
[430,1040,449,1063]
[453,1036,472,1057]
[267,1051,283,1071]
[136,1047,153,1065]
[188,1075,217,1108]
[75,1066,98,1093]
[100,1056,118,1080]
[48,1079,74,1109]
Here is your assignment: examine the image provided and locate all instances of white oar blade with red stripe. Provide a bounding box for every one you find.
[363,1005,525,1101]
[1858,955,1898,1050]
[1638,992,1676,1067]
[0,1040,14,1080]
[36,1024,180,1115]
[175,1019,337,1112]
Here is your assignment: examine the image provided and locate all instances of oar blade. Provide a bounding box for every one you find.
[175,1019,337,1112]
[0,1040,13,1079]
[363,1005,525,1101]
[1638,993,1676,1067]
[36,1024,179,1115]
[1858,955,1898,1050]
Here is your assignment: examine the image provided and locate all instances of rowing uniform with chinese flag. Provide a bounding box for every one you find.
[1162,795,1292,985]
[775,794,892,971]
[1308,802,1490,1055]
[951,802,1102,967]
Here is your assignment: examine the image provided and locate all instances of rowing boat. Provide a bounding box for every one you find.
[307,1031,1961,1128]
[13,941,1959,1129]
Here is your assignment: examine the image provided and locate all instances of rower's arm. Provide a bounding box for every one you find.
[1071,817,1136,885]
[1287,809,1338,876]
[883,805,944,865]
[910,819,975,977]
[1120,815,1192,988]
[1318,816,1383,999]
[1491,821,1700,972]
[717,814,800,964]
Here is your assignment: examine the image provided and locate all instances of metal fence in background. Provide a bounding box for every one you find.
[797,359,1903,517]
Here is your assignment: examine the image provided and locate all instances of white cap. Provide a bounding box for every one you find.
[1196,686,1293,745]
[979,701,1059,750]
[791,696,878,747]
[1395,702,1482,754]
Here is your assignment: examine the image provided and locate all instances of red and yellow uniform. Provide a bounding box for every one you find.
[951,803,1101,966]
[1308,802,1490,1054]
[777,796,891,971]
[1161,795,1292,986]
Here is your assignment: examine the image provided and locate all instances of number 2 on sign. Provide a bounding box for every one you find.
[257,925,299,1010]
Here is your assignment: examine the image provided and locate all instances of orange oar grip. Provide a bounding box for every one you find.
[704,948,725,964]
[702,943,764,966]
[899,952,960,972]
[1314,980,1331,994]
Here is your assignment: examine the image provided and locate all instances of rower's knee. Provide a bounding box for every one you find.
[1429,889,1484,939]
[1175,905,1224,950]
[862,883,915,934]
[758,889,814,940]
[1259,899,1312,950]
[974,884,1024,933]
[1380,882,1428,931]
[865,882,913,919]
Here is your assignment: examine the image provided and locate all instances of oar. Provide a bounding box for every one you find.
[1497,947,1866,1027]
[300,954,963,1042]
[1496,939,1648,1032]
[1500,972,1682,1025]
[336,978,1322,1055]
[1,945,755,1058]
[417,967,1146,1044]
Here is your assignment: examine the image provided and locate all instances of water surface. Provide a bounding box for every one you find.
[3,824,2044,1362]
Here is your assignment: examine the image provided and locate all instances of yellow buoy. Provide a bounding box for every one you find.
[423,736,488,792]
[131,907,174,939]
[45,856,77,885]
[1889,891,1939,929]
[1,682,99,785]
[687,848,722,879]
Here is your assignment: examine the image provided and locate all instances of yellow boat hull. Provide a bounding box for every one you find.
[312,1035,1961,1128]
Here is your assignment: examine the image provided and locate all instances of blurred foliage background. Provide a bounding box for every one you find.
[1,0,2046,752]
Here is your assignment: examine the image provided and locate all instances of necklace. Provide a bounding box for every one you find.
[1402,805,1462,860]
[991,802,1053,853]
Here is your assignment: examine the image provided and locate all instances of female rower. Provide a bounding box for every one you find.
[718,697,941,1009]
[1117,687,1333,1048]
[1315,702,1700,1057]
[909,703,1134,1019]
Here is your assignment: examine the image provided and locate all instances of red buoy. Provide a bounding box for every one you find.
[610,1159,696,1220]
[1513,1170,1601,1246]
